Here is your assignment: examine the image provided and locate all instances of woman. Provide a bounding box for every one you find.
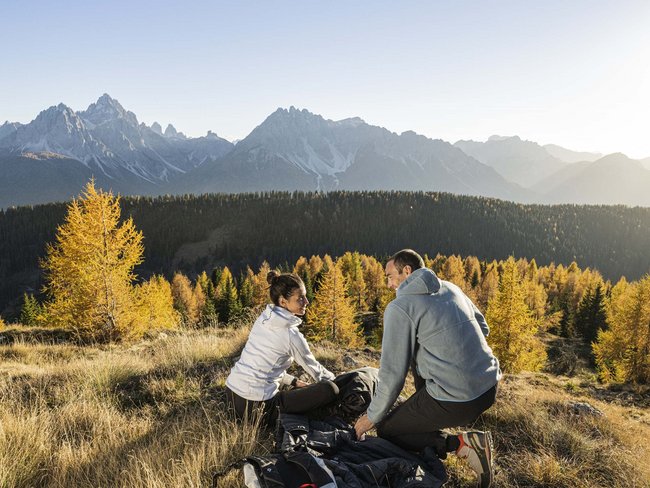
[225,271,339,425]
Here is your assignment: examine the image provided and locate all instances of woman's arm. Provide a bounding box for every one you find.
[288,329,335,382]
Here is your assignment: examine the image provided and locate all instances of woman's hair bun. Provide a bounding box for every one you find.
[266,270,279,284]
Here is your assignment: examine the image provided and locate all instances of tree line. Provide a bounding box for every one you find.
[2,190,650,317]
[6,181,648,384]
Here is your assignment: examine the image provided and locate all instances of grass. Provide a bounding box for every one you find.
[0,323,648,487]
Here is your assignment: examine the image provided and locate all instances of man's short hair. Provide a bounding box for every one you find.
[389,249,425,273]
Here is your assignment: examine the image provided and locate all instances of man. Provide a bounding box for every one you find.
[355,249,501,488]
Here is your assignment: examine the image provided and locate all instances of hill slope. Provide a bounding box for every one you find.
[0,325,647,487]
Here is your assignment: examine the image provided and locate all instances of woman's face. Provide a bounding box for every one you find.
[279,285,309,316]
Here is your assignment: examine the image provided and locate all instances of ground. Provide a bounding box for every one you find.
[0,324,648,487]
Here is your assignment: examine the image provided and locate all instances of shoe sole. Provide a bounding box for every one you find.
[467,431,493,488]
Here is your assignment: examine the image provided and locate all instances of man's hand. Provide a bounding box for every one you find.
[354,413,375,440]
[294,380,309,388]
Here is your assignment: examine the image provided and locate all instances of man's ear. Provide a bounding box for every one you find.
[403,265,412,276]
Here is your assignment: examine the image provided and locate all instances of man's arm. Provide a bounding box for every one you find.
[365,303,417,425]
[471,300,490,337]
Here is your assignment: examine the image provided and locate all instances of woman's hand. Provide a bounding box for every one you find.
[294,380,309,388]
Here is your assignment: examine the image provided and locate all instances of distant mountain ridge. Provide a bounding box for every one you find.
[173,107,525,201]
[543,144,602,164]
[538,153,650,206]
[1,95,649,208]
[454,135,568,187]
[0,94,233,207]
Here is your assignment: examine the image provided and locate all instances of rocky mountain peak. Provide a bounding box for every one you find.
[488,135,518,142]
[80,94,138,127]
[164,124,186,139]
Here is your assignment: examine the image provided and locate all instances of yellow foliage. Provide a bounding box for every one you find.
[307,263,363,348]
[172,272,201,326]
[477,261,499,311]
[338,252,368,312]
[250,261,271,310]
[486,257,547,373]
[41,181,144,341]
[440,254,466,287]
[308,255,324,277]
[293,256,310,278]
[134,275,179,333]
[360,254,388,312]
[594,275,650,384]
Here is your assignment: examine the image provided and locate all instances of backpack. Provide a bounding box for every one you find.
[212,451,336,488]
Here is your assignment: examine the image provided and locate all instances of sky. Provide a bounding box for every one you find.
[1,0,649,158]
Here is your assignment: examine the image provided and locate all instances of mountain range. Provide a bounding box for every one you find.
[1,94,648,208]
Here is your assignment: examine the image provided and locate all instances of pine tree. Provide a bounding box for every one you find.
[307,263,363,347]
[485,257,546,373]
[464,256,482,289]
[20,293,43,326]
[575,284,607,344]
[215,267,242,323]
[41,181,144,341]
[239,268,255,309]
[196,271,218,325]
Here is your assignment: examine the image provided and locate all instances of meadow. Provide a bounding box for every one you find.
[0,323,648,488]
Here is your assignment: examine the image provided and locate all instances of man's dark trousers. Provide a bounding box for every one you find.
[376,368,497,457]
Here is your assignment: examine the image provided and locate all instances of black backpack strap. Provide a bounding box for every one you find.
[285,451,335,487]
[212,457,248,488]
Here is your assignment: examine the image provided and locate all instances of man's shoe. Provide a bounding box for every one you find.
[455,431,494,488]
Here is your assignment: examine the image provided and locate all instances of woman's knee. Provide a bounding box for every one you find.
[323,379,340,397]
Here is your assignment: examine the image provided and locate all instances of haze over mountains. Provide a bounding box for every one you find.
[1,94,649,208]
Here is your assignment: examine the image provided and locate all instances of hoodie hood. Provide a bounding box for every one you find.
[261,304,303,328]
[396,268,441,297]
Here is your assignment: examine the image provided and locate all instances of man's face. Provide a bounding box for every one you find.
[385,260,410,290]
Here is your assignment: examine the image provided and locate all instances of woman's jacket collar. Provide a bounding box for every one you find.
[261,304,303,328]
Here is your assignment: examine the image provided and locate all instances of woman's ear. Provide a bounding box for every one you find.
[278,296,288,308]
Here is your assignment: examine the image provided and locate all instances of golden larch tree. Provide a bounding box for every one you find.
[41,181,145,340]
[338,252,368,312]
[134,275,178,333]
[594,275,650,384]
[485,257,546,373]
[171,272,201,326]
[250,261,272,309]
[361,254,388,312]
[307,262,363,347]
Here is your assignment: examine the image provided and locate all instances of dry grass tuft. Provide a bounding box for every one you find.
[0,326,648,487]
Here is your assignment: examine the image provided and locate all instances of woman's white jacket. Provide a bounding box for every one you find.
[226,304,335,401]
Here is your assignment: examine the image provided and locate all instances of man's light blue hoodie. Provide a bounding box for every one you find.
[367,268,501,424]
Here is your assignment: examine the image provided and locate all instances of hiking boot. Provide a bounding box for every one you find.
[455,431,494,488]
